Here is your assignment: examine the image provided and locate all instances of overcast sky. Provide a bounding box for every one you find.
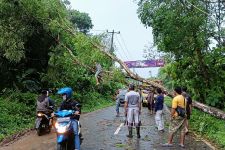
[70,0,160,78]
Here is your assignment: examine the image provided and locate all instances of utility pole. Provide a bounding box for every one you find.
[107,30,120,54]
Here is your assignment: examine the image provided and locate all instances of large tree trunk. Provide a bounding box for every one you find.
[92,44,166,91]
[193,101,225,119]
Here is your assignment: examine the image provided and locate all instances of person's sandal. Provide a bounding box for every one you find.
[179,144,185,148]
[161,143,173,147]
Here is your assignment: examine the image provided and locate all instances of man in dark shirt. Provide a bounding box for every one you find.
[155,88,164,132]
[147,88,155,114]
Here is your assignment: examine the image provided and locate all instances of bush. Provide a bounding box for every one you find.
[0,92,37,141]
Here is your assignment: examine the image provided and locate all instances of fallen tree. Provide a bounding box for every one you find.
[192,101,225,119]
[41,14,225,121]
[92,44,166,90]
[91,44,225,120]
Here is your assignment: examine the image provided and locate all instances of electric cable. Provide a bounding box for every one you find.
[115,35,129,60]
[118,33,134,60]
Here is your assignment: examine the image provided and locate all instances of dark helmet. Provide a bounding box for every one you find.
[41,89,49,95]
[129,83,135,90]
[57,87,73,99]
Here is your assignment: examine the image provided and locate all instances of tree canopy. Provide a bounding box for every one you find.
[0,0,125,98]
[69,10,93,34]
[137,0,225,108]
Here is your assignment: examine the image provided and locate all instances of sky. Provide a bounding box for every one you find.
[69,0,160,78]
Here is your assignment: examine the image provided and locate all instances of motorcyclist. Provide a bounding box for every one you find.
[57,87,81,150]
[36,89,53,116]
[48,90,55,110]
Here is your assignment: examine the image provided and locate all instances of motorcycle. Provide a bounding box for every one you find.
[54,109,82,150]
[35,105,54,136]
[35,111,52,136]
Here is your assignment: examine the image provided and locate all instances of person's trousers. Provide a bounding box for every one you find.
[116,100,120,113]
[127,108,140,127]
[155,110,164,130]
[71,119,80,150]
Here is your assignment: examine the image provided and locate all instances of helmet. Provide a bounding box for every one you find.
[57,87,73,99]
[41,89,49,96]
[41,89,48,95]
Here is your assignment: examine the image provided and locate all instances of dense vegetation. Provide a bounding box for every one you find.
[137,0,225,109]
[0,0,125,141]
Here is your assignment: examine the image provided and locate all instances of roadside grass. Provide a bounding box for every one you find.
[0,93,37,142]
[82,100,114,113]
[0,91,114,142]
[81,92,114,113]
[164,96,225,149]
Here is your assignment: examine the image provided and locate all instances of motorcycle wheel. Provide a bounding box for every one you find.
[36,128,41,136]
[47,125,52,133]
[57,143,63,150]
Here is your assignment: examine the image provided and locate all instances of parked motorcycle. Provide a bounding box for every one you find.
[54,110,82,150]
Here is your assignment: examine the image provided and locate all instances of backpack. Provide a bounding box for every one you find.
[175,97,186,118]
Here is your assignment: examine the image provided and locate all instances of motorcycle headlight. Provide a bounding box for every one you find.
[55,122,70,134]
[37,113,43,117]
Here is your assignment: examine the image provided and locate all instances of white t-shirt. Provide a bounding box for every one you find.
[125,91,141,107]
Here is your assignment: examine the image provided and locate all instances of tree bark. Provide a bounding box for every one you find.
[192,101,225,120]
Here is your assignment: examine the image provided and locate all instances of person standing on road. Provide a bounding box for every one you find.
[182,87,192,134]
[147,88,155,114]
[162,87,187,148]
[124,84,141,138]
[155,88,164,132]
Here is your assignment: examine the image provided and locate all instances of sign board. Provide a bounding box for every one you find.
[124,59,164,68]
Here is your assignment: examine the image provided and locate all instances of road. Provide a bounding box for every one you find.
[0,106,214,150]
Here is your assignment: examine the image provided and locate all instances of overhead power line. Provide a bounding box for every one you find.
[118,33,134,60]
[90,29,107,32]
[115,35,129,60]
[114,39,125,60]
[116,49,126,60]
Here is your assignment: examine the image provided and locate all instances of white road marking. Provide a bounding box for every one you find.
[114,123,124,135]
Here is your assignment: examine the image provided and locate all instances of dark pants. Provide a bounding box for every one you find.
[148,102,154,111]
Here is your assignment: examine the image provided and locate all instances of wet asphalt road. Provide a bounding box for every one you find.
[0,105,214,150]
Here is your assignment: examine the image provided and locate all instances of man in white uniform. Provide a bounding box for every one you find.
[124,84,141,138]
